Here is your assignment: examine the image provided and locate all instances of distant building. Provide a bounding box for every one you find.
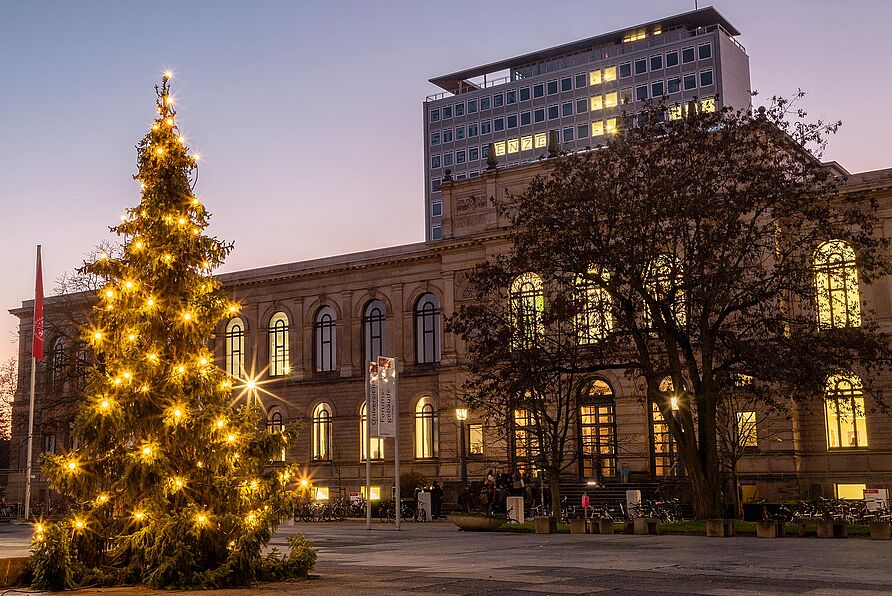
[422,6,751,241]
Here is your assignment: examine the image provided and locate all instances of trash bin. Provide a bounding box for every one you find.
[417,491,432,522]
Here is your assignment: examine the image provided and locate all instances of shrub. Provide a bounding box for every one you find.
[260,533,317,580]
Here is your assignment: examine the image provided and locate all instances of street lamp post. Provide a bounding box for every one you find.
[456,408,468,483]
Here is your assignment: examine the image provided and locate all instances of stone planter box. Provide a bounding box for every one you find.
[706,519,734,537]
[633,517,659,535]
[447,514,505,532]
[624,520,635,534]
[598,518,615,534]
[570,518,588,534]
[870,521,892,540]
[0,557,28,588]
[535,516,557,534]
[816,520,847,539]
[756,520,784,538]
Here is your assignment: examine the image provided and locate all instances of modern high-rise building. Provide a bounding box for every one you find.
[422,6,751,241]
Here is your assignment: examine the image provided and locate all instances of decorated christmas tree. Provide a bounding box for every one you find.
[33,74,312,589]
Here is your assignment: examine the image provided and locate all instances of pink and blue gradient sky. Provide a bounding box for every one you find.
[2,1,890,364]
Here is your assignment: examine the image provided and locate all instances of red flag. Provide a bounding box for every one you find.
[32,246,44,362]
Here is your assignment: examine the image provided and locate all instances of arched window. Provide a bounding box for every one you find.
[363,300,386,364]
[651,377,678,477]
[267,409,285,462]
[645,254,685,327]
[314,306,337,372]
[510,273,544,348]
[579,379,617,479]
[268,312,289,377]
[225,317,245,378]
[576,269,613,343]
[360,402,384,460]
[313,403,332,460]
[49,340,66,391]
[825,374,867,448]
[414,294,441,364]
[814,240,862,329]
[414,396,438,459]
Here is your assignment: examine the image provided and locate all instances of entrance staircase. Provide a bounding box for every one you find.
[559,479,660,513]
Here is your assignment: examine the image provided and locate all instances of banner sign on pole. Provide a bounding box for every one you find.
[367,361,380,438]
[376,357,397,437]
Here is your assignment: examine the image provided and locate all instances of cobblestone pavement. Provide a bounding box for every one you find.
[5,520,892,594]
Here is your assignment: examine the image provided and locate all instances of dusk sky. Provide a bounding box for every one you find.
[2,0,891,365]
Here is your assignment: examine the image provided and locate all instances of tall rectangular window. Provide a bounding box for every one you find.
[548,105,559,120]
[635,85,648,102]
[580,399,616,479]
[430,131,440,146]
[443,128,453,142]
[826,375,868,448]
[737,411,758,448]
[480,120,491,134]
[507,114,518,129]
[468,423,484,455]
[604,92,618,108]
[589,69,602,86]
[651,403,674,477]
[268,312,289,377]
[455,126,465,141]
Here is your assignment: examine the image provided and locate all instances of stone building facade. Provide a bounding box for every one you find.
[8,159,892,507]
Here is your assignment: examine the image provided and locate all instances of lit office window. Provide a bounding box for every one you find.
[313,403,332,460]
[507,138,519,154]
[468,423,484,455]
[268,312,289,377]
[605,118,617,135]
[669,105,683,121]
[700,97,716,113]
[592,121,604,137]
[414,396,438,459]
[225,318,245,378]
[737,411,758,448]
[520,136,533,151]
[580,379,617,479]
[589,70,602,86]
[591,96,603,111]
[836,483,867,500]
[603,66,617,81]
[534,132,547,148]
[510,273,544,347]
[825,374,867,448]
[604,92,618,108]
[494,141,506,156]
[814,240,861,329]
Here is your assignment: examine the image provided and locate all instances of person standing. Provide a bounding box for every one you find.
[431,481,444,519]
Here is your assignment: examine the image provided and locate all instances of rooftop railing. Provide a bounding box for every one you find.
[424,24,745,103]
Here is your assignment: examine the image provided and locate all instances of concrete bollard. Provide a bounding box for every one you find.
[535,516,556,534]
[633,517,659,535]
[869,521,892,540]
[816,520,847,538]
[706,519,734,537]
[599,518,615,535]
[570,518,587,534]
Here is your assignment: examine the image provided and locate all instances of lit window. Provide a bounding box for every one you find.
[605,118,617,134]
[225,318,245,378]
[836,483,866,500]
[360,402,384,460]
[494,141,506,156]
[414,396,439,459]
[414,293,441,364]
[268,312,289,377]
[623,29,647,43]
[313,403,332,460]
[700,97,716,113]
[814,240,861,328]
[651,401,674,477]
[520,135,533,151]
[362,300,386,363]
[314,306,337,372]
[314,486,330,501]
[591,95,604,111]
[737,411,758,448]
[604,92,617,108]
[603,66,616,82]
[468,423,484,455]
[576,269,612,343]
[825,374,868,448]
[360,485,381,500]
[534,132,547,148]
[669,105,683,120]
[580,380,617,479]
[267,410,285,462]
[591,121,604,137]
[590,70,602,86]
[510,273,544,347]
[507,138,519,154]
[514,407,540,474]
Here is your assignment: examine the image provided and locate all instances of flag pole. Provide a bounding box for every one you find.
[24,245,43,520]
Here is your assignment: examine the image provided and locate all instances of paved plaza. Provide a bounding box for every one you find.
[5,520,892,594]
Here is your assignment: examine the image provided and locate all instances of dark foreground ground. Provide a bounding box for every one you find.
[4,519,892,594]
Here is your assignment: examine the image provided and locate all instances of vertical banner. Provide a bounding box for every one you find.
[367,361,380,438]
[376,357,397,437]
